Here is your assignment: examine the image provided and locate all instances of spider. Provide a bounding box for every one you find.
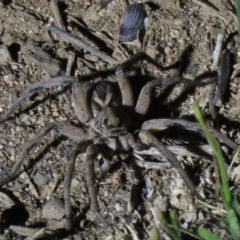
[0,52,237,230]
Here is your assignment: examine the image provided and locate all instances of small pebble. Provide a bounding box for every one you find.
[13,191,20,197]
[53,111,59,117]
[33,171,52,186]
[50,103,57,109]
[115,202,122,212]
[42,199,65,220]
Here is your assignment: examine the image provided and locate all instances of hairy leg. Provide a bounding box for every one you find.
[64,146,78,231]
[142,118,238,150]
[0,76,75,123]
[86,144,109,227]
[72,81,91,123]
[115,52,169,111]
[0,122,86,186]
[138,130,204,201]
[135,77,215,117]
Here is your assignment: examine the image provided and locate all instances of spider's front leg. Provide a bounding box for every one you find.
[115,52,169,113]
[116,52,215,119]
[0,76,75,123]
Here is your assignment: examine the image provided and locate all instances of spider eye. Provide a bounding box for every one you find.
[109,125,113,129]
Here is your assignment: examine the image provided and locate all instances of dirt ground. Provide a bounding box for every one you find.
[0,0,240,239]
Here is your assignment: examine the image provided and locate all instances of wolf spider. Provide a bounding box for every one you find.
[0,52,237,230]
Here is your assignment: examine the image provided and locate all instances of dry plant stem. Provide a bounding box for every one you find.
[209,33,224,198]
[0,76,75,123]
[9,225,47,238]
[24,172,39,198]
[0,123,85,186]
[68,16,128,60]
[196,199,226,215]
[221,0,238,24]
[78,57,96,69]
[192,0,228,23]
[135,144,220,158]
[133,157,171,169]
[50,0,67,31]
[27,50,63,76]
[212,33,224,70]
[215,50,232,104]
[117,51,167,72]
[0,192,15,207]
[64,147,78,231]
[46,25,117,64]
[228,147,240,174]
[65,52,75,76]
[142,119,238,150]
[10,221,66,239]
[86,145,109,228]
[139,130,204,201]
[209,79,218,121]
[125,222,140,240]
[72,81,91,123]
[209,33,224,120]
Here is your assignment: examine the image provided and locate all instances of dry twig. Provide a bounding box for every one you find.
[50,0,67,31]
[46,24,118,64]
[192,0,228,23]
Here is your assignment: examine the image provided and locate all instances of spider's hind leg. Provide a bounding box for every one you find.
[86,144,110,228]
[138,130,204,201]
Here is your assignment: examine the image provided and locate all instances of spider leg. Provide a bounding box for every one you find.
[0,122,86,186]
[115,52,168,111]
[64,146,78,231]
[0,76,75,123]
[116,67,134,110]
[135,77,216,117]
[116,52,215,118]
[138,130,204,201]
[86,144,109,228]
[142,119,238,150]
[72,81,91,123]
[117,52,168,73]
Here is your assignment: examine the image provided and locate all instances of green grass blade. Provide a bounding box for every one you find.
[197,228,222,240]
[227,209,240,240]
[232,195,240,215]
[150,226,162,240]
[219,218,229,230]
[167,224,202,239]
[157,211,182,240]
[170,211,181,237]
[193,104,231,204]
